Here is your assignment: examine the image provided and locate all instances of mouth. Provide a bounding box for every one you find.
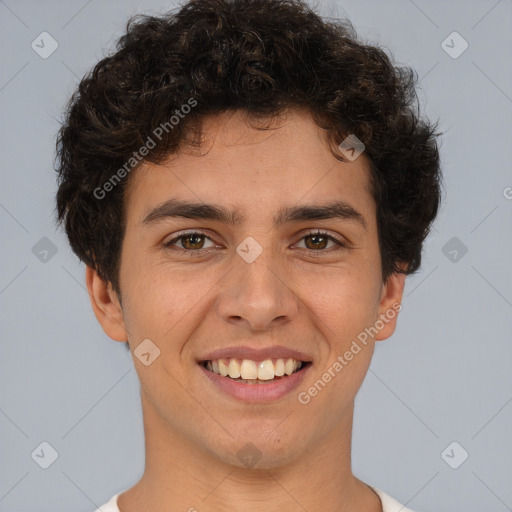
[199,357,313,384]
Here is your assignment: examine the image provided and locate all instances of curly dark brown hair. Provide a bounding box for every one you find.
[55,0,442,294]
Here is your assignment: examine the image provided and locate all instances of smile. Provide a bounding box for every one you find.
[202,357,309,383]
[199,357,313,402]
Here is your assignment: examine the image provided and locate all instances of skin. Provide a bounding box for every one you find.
[87,108,406,512]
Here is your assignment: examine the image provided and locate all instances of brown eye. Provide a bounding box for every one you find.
[180,233,206,250]
[165,232,216,253]
[297,231,347,253]
[304,233,329,250]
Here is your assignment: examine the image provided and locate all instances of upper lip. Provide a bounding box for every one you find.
[198,345,313,363]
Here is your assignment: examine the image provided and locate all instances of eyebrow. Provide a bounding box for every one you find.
[142,198,368,231]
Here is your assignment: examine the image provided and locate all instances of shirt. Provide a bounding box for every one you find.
[93,486,415,511]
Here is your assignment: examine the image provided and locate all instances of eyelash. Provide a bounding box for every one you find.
[164,230,349,256]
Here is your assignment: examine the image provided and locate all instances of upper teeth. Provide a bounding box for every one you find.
[205,358,303,380]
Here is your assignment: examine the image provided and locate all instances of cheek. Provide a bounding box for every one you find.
[300,266,381,330]
[121,261,211,347]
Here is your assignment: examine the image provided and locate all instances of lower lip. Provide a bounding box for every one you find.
[198,363,312,403]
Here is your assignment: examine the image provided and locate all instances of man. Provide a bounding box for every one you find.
[55,0,441,510]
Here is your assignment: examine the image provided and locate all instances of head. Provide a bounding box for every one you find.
[55,0,441,468]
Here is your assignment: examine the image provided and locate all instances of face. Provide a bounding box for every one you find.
[88,109,405,469]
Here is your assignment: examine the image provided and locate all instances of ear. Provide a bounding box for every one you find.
[374,267,407,342]
[85,266,128,342]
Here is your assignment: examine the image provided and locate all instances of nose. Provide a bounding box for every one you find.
[216,245,300,331]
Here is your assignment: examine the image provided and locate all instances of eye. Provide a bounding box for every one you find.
[295,230,348,253]
[164,231,217,253]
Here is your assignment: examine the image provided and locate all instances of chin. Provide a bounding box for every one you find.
[209,427,308,470]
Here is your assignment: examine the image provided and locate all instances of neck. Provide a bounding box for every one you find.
[118,394,382,512]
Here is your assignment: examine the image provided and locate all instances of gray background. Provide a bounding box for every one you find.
[1,0,511,511]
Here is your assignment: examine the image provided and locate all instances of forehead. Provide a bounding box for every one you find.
[123,109,375,223]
